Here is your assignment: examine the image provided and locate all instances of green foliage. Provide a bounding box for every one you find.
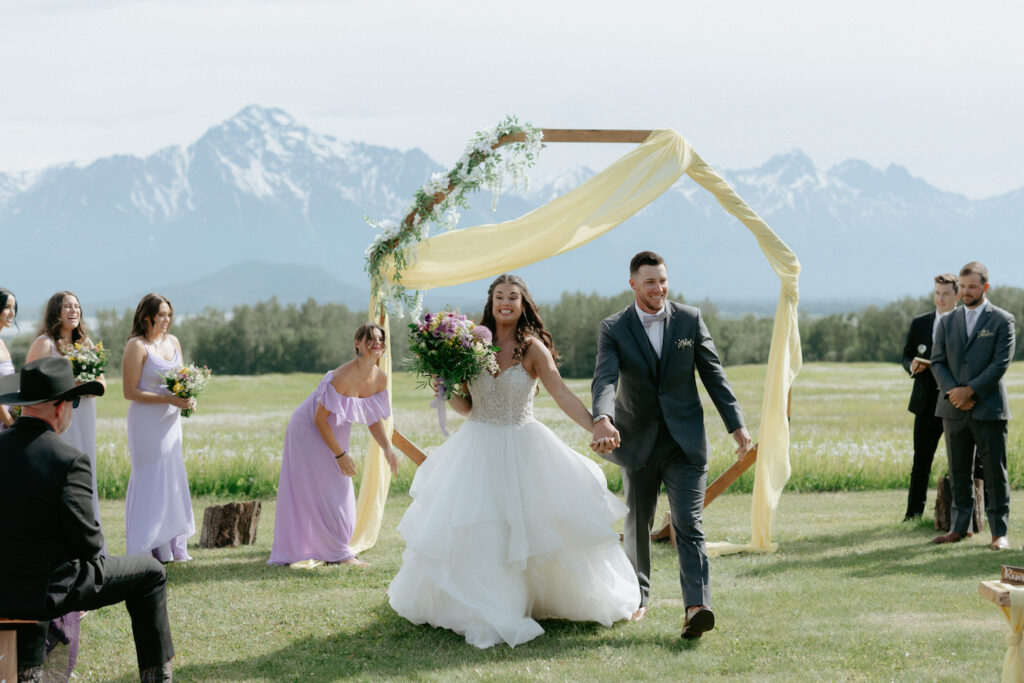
[91,298,413,376]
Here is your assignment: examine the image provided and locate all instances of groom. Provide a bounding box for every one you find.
[591,251,751,639]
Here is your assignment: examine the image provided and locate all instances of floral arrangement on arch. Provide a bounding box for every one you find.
[364,116,544,316]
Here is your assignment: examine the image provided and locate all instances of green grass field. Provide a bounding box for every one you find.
[66,362,1024,679]
[94,362,1024,498]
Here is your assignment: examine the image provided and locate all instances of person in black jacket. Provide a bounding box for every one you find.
[901,273,959,520]
[0,358,174,682]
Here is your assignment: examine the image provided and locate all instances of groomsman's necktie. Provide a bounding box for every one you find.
[965,308,979,338]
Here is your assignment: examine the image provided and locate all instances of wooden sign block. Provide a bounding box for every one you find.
[1001,565,1024,586]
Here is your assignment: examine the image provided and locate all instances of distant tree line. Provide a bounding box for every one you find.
[6,287,1023,377]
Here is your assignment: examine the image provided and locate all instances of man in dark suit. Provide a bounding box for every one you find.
[591,251,751,639]
[0,358,174,682]
[901,273,959,520]
[930,262,1016,550]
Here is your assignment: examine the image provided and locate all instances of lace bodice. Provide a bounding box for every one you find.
[468,364,536,426]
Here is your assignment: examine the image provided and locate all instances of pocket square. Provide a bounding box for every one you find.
[978,329,994,338]
[676,338,694,349]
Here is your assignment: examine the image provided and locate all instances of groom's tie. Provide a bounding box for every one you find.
[639,308,666,358]
[640,309,666,327]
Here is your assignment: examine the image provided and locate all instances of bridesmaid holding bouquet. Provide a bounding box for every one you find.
[26,291,106,535]
[122,293,196,562]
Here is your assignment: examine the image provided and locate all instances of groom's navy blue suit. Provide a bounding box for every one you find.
[592,301,744,609]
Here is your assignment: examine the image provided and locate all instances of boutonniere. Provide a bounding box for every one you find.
[978,329,994,338]
[676,338,694,350]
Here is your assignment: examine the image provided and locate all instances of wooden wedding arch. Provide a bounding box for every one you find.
[351,127,802,557]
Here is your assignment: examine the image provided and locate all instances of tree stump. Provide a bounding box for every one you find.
[200,501,261,548]
[933,475,985,533]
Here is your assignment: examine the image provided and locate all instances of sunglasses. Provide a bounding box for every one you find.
[55,397,81,409]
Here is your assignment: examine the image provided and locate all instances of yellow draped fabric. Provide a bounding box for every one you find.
[998,584,1024,682]
[348,299,394,554]
[355,128,801,555]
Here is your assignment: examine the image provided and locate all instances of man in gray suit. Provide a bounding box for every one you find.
[591,251,751,638]
[930,261,1016,550]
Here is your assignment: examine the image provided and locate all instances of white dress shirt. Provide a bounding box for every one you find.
[636,303,665,358]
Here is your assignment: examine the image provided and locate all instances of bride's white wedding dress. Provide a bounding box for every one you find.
[387,363,640,648]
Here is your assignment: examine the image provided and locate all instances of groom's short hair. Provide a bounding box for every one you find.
[630,251,665,275]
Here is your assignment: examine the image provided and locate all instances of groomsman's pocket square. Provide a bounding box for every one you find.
[978,329,994,338]
[676,338,694,349]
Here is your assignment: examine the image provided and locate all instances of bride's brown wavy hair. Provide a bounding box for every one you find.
[480,274,559,365]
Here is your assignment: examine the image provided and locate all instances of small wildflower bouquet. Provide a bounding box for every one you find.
[162,364,213,418]
[407,312,499,400]
[60,341,109,382]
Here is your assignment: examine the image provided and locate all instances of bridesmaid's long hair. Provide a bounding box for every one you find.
[39,290,88,346]
[480,274,559,365]
[0,288,17,331]
[129,293,173,340]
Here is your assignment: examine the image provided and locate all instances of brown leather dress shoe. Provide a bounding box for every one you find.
[931,531,968,544]
[681,606,715,639]
[991,536,1010,550]
[631,605,649,622]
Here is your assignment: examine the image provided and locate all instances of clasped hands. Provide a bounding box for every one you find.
[589,417,753,461]
[947,386,977,411]
[590,416,619,455]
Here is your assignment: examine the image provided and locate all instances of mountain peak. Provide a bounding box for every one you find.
[228,104,297,131]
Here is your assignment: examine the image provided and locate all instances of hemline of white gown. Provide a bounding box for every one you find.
[387,416,640,649]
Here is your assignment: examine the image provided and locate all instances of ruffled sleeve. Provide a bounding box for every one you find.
[314,374,391,426]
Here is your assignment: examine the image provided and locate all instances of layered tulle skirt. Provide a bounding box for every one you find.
[387,418,640,648]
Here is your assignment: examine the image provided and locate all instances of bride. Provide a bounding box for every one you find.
[388,274,640,648]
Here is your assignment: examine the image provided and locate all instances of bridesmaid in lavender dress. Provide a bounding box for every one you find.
[26,291,106,534]
[122,293,196,563]
[268,323,399,567]
[0,288,17,430]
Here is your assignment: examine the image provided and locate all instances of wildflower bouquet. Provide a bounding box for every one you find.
[60,341,109,382]
[407,312,499,400]
[163,364,213,418]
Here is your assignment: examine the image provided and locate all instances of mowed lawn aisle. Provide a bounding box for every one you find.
[77,363,1024,680]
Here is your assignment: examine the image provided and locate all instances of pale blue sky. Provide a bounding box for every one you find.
[1,0,1021,198]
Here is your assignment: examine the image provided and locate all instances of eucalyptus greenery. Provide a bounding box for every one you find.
[364,115,543,317]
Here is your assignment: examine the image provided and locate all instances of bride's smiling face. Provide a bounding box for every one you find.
[491,284,524,325]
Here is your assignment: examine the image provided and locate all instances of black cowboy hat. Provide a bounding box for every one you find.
[0,357,105,406]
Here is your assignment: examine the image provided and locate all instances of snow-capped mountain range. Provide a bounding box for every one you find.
[3,105,1022,314]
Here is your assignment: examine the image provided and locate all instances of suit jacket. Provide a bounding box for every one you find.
[591,301,745,469]
[931,300,1016,421]
[0,417,104,619]
[902,311,941,416]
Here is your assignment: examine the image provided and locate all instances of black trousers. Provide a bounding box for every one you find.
[16,554,173,670]
[622,421,710,610]
[945,416,1009,537]
[905,412,945,517]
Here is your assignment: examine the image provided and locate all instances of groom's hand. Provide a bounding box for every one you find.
[591,416,620,454]
[732,427,752,459]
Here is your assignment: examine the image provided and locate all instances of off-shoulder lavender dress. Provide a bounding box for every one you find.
[268,371,390,565]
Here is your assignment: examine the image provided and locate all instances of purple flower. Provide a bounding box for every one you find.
[472,325,492,344]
